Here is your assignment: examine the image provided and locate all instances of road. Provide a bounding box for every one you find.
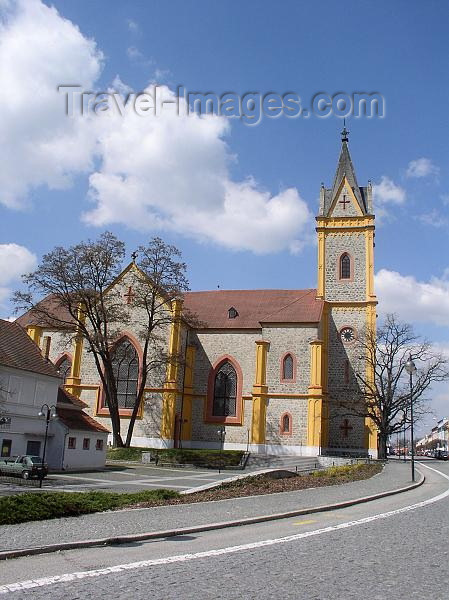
[1,461,448,599]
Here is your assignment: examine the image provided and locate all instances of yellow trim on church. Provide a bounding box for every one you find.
[26,325,43,347]
[251,340,270,445]
[180,344,196,441]
[65,304,85,397]
[161,299,183,440]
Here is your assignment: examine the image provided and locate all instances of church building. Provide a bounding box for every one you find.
[18,130,378,458]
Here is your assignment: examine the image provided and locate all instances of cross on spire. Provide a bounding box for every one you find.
[123,286,135,305]
[341,119,349,143]
[340,418,353,437]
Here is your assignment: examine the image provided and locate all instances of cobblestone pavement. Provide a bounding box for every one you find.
[0,461,447,599]
[0,461,416,553]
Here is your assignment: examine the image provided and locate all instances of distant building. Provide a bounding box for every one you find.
[0,319,108,470]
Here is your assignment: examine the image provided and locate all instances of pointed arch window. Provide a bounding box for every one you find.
[340,253,351,280]
[55,355,72,383]
[280,412,292,435]
[213,361,237,417]
[206,355,243,424]
[111,339,139,409]
[280,352,296,383]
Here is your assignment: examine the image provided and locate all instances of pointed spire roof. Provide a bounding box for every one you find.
[320,127,370,216]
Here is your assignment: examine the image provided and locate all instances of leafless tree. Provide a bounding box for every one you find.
[338,314,449,459]
[14,233,189,447]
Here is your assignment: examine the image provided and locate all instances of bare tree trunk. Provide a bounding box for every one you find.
[377,432,387,460]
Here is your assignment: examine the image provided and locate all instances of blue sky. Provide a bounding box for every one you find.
[0,0,448,430]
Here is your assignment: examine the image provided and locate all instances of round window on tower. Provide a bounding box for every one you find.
[340,326,356,344]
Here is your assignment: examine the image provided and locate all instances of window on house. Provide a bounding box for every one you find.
[96,439,104,451]
[111,339,139,409]
[1,439,12,457]
[68,437,76,449]
[83,438,90,450]
[282,354,294,381]
[213,361,237,417]
[228,307,238,319]
[340,253,351,279]
[26,440,41,456]
[56,355,72,383]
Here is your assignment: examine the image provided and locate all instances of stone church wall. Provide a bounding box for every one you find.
[265,398,308,447]
[326,307,367,451]
[190,330,260,445]
[325,232,366,302]
[262,325,318,394]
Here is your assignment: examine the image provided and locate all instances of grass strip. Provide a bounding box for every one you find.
[107,446,244,467]
[0,489,179,526]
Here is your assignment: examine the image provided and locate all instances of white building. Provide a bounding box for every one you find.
[0,319,108,470]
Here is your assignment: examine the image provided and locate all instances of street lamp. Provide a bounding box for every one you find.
[217,427,226,474]
[38,404,57,488]
[405,355,417,482]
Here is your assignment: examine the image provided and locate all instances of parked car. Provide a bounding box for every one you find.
[0,455,48,479]
[435,450,449,460]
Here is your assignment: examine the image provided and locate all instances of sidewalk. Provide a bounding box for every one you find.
[0,461,422,558]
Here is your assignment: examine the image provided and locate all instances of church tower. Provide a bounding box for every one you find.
[317,126,378,456]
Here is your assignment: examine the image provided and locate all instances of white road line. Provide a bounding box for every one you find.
[1,464,446,595]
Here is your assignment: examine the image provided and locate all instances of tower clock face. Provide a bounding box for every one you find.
[340,327,355,344]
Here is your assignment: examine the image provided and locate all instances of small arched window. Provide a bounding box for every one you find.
[340,253,351,279]
[111,339,139,409]
[280,412,292,435]
[281,353,294,381]
[213,361,237,417]
[56,355,72,383]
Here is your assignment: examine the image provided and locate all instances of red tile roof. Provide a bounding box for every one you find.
[183,289,323,329]
[0,319,60,378]
[57,387,89,409]
[17,288,323,332]
[56,408,110,433]
[16,294,75,329]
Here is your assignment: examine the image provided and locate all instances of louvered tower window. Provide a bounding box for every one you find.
[282,354,294,380]
[213,361,237,417]
[340,253,351,279]
[282,414,290,433]
[111,340,139,409]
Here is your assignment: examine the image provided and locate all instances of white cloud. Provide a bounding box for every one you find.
[406,158,439,178]
[372,176,406,222]
[0,1,313,254]
[0,243,37,304]
[375,269,449,326]
[416,210,448,228]
[84,84,313,253]
[0,0,103,208]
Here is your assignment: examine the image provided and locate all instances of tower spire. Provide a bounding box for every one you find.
[341,119,349,143]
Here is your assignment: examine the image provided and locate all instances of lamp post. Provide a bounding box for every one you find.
[38,404,57,488]
[217,427,226,474]
[405,355,417,482]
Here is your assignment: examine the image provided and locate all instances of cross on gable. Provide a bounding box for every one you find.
[123,286,135,305]
[339,194,350,210]
[340,418,353,437]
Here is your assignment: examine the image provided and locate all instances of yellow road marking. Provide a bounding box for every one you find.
[293,519,317,526]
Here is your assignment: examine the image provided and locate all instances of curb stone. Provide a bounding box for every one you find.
[0,469,425,561]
